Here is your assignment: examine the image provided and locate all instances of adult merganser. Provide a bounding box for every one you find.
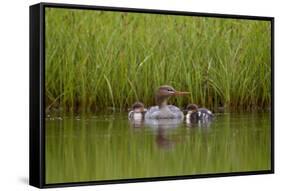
[128,102,147,120]
[185,104,214,123]
[145,85,189,119]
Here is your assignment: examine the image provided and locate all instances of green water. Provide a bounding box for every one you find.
[45,112,271,184]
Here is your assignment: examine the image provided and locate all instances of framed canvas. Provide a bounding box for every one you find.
[29,2,274,188]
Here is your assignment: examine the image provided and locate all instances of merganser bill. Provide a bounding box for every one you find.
[145,85,189,119]
[185,104,213,123]
[128,102,147,120]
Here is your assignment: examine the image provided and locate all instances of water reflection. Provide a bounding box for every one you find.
[46,113,271,184]
[144,118,182,129]
[185,120,212,128]
[129,118,145,128]
[155,127,176,149]
[145,119,182,150]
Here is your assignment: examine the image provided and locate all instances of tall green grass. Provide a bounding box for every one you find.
[45,8,271,112]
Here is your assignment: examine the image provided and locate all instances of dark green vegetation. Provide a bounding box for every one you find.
[46,113,271,183]
[45,8,271,112]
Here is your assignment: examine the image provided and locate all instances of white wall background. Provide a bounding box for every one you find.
[0,0,279,190]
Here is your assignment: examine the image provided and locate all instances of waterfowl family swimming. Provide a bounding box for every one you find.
[128,86,214,125]
[144,85,189,119]
[185,104,213,123]
[128,102,147,120]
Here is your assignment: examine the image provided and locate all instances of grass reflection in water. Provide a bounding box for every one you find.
[46,112,271,184]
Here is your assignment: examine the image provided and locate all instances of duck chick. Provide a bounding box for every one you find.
[128,102,147,120]
[185,104,213,123]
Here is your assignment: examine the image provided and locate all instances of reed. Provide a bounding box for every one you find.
[45,8,271,112]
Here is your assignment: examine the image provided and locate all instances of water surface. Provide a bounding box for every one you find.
[46,112,271,184]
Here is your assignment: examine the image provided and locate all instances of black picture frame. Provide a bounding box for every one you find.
[29,2,275,188]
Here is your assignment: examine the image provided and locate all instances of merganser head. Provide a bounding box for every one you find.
[131,102,146,113]
[186,104,199,114]
[155,85,189,108]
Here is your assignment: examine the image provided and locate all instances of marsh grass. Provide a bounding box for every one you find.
[45,8,271,112]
